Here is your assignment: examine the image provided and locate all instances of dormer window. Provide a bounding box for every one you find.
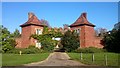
[36,29,42,35]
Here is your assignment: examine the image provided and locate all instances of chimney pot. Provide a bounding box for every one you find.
[28,12,34,19]
[82,13,87,19]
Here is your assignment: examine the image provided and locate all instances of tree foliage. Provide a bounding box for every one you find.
[41,19,51,27]
[31,26,63,51]
[11,29,21,38]
[61,30,80,52]
[63,24,69,29]
[95,27,107,37]
[103,27,120,53]
[114,22,120,30]
[0,25,17,53]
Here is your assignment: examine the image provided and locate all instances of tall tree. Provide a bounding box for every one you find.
[0,25,16,52]
[63,24,69,29]
[114,22,120,30]
[41,19,51,27]
[11,29,21,38]
[61,30,79,52]
[103,26,120,53]
[95,28,107,37]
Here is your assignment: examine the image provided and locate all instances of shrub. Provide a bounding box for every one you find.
[2,43,14,53]
[41,41,54,52]
[6,46,44,54]
[75,47,106,53]
[22,48,37,54]
[6,49,20,54]
[0,50,4,53]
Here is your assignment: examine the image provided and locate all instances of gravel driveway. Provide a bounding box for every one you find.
[24,52,85,66]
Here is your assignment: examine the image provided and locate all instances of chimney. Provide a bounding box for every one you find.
[28,12,34,19]
[82,13,87,19]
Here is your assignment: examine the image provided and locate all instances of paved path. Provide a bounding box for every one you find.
[24,52,85,66]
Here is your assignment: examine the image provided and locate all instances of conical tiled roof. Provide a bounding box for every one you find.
[20,12,44,27]
[70,13,95,27]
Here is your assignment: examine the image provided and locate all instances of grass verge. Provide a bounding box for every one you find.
[2,53,49,66]
[68,53,119,66]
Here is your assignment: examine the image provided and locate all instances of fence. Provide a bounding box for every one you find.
[79,53,116,66]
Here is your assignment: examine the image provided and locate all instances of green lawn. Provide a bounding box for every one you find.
[68,53,119,66]
[2,53,49,66]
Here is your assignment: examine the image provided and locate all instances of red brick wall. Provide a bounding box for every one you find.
[94,37,103,48]
[21,26,31,48]
[70,25,103,48]
[83,25,95,47]
[16,24,103,48]
[30,25,43,46]
[16,25,43,48]
[15,38,22,48]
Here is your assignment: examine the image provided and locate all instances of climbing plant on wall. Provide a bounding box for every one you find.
[31,26,63,51]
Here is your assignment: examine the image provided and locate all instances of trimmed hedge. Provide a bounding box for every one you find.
[75,47,106,53]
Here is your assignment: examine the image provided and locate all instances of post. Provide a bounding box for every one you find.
[92,53,94,63]
[19,51,22,55]
[105,54,107,66]
[80,52,83,60]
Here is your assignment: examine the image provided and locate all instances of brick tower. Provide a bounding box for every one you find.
[70,13,98,48]
[18,12,44,48]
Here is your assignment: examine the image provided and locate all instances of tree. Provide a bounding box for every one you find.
[11,29,21,38]
[95,28,107,37]
[63,24,69,29]
[41,19,51,27]
[103,27,120,53]
[114,22,120,30]
[61,30,80,52]
[0,25,16,53]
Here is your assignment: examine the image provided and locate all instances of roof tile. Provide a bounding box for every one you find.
[20,12,44,27]
[70,13,95,27]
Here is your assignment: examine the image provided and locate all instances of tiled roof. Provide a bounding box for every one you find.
[20,12,44,27]
[69,13,95,27]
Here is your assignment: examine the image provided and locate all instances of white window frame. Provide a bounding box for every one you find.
[36,29,42,35]
[35,41,41,49]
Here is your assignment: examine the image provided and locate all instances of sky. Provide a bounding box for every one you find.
[1,0,120,2]
[2,2,118,33]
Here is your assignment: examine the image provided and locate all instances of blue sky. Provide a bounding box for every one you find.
[1,0,120,2]
[2,2,118,33]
